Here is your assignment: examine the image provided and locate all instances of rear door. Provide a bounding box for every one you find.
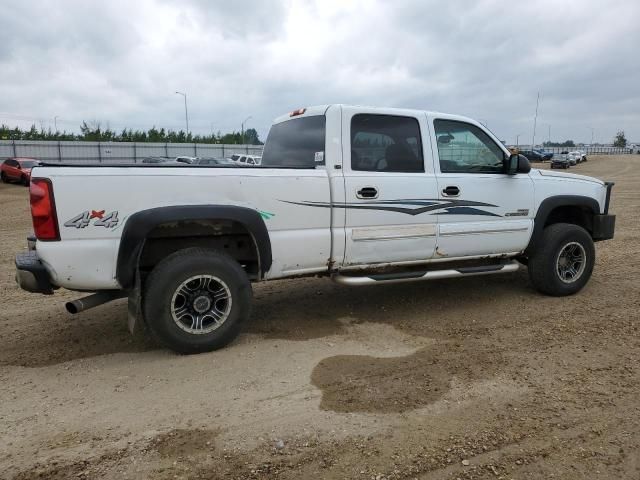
[430,116,534,258]
[341,108,439,266]
[5,159,19,180]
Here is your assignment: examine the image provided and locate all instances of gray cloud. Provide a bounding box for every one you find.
[1,0,638,144]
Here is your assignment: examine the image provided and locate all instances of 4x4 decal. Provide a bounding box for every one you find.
[64,210,119,229]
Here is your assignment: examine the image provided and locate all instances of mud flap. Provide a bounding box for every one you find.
[127,271,145,336]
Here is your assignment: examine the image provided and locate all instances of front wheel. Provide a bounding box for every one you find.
[528,223,595,296]
[143,248,252,353]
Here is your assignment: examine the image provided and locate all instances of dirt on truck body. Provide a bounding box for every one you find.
[1,155,639,479]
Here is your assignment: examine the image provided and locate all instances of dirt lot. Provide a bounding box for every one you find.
[1,156,639,479]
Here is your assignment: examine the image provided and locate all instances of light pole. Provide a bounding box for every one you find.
[241,115,252,144]
[515,133,523,147]
[543,123,551,145]
[531,91,540,149]
[587,126,594,145]
[54,116,59,132]
[175,91,189,135]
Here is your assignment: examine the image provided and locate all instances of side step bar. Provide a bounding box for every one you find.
[332,260,520,286]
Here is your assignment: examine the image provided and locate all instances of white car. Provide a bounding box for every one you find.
[15,104,615,353]
[229,154,261,166]
[565,151,581,165]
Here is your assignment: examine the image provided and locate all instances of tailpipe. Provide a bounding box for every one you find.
[66,291,126,314]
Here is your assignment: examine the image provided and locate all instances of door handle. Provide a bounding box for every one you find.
[356,186,378,199]
[442,185,460,197]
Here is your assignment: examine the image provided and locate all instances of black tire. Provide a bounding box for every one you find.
[21,175,29,186]
[143,247,252,354]
[0,172,7,183]
[528,223,595,296]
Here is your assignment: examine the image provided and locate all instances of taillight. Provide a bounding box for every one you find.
[30,178,60,241]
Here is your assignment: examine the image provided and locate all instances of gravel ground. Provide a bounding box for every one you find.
[1,155,638,479]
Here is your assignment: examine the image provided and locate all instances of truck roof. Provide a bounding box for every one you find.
[272,104,479,126]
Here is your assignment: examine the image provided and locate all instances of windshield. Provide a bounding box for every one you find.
[261,115,325,168]
[19,160,39,168]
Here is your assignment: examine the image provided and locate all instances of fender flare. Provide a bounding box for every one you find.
[116,205,272,289]
[525,195,600,255]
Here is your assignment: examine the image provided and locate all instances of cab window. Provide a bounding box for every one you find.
[351,114,424,172]
[434,119,505,173]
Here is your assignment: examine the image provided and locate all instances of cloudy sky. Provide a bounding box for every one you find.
[1,0,639,144]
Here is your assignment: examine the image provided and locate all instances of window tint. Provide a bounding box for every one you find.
[20,160,38,168]
[261,115,326,168]
[434,120,505,173]
[351,114,423,172]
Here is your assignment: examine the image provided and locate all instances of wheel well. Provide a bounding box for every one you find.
[544,205,594,234]
[138,219,260,280]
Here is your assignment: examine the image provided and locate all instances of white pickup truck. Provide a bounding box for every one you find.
[16,105,615,353]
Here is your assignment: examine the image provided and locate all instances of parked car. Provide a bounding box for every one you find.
[577,150,588,162]
[550,157,570,169]
[175,156,196,164]
[534,149,554,160]
[565,151,581,165]
[141,156,174,164]
[15,104,616,354]
[191,157,236,166]
[1,157,41,185]
[519,150,547,162]
[229,154,261,166]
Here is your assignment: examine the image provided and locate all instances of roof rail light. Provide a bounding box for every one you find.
[289,108,306,117]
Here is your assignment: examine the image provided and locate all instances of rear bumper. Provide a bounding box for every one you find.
[15,250,55,294]
[592,214,615,241]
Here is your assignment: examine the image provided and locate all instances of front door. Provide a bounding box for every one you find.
[342,109,439,266]
[430,117,534,258]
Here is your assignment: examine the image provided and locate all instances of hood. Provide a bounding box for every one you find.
[534,169,604,185]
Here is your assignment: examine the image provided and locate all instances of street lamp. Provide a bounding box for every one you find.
[543,123,551,144]
[54,116,59,132]
[175,91,189,135]
[241,115,252,144]
[587,126,595,145]
[515,133,523,147]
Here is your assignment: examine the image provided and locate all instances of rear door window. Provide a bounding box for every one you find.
[351,114,424,172]
[261,115,326,168]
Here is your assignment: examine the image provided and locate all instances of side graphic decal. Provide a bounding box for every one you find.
[279,199,501,217]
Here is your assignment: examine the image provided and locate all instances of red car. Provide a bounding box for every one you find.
[1,157,40,186]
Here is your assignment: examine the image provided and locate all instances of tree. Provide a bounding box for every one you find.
[613,131,627,148]
[243,128,263,145]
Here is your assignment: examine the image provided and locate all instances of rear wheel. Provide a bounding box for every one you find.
[143,248,252,353]
[528,223,595,296]
[0,172,7,183]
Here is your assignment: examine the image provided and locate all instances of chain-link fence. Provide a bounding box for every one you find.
[510,145,635,155]
[0,140,264,164]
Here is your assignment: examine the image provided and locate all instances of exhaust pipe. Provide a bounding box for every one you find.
[66,290,127,314]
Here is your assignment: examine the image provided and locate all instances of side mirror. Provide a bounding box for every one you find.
[506,153,531,175]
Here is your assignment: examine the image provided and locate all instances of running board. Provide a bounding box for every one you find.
[332,260,520,286]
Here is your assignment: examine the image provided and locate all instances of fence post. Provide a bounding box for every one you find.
[221,144,225,158]
[98,142,102,163]
[12,139,17,157]
[165,142,168,157]
[133,143,137,163]
[57,141,62,162]
[246,144,249,154]
[194,143,197,156]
